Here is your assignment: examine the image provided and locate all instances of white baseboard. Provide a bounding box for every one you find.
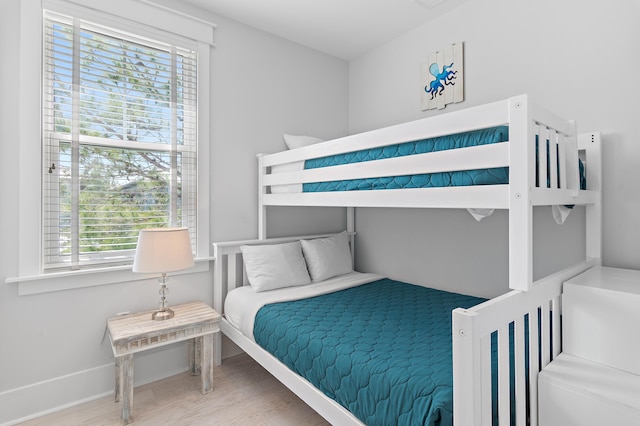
[0,343,190,425]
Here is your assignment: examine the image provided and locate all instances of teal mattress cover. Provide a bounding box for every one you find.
[253,279,485,425]
[303,126,509,192]
[301,126,586,192]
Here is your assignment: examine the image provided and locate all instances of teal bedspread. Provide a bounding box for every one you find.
[253,279,485,426]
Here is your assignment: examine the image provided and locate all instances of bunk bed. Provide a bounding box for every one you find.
[212,94,602,425]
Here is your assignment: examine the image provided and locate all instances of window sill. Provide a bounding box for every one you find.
[6,258,214,296]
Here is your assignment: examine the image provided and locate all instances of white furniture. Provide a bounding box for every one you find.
[214,94,603,425]
[563,266,640,375]
[258,94,602,292]
[538,266,640,425]
[539,354,640,426]
[107,302,221,424]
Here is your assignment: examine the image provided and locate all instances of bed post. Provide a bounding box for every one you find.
[347,207,355,267]
[580,132,602,263]
[508,95,534,291]
[452,308,483,424]
[213,243,225,366]
[257,154,267,239]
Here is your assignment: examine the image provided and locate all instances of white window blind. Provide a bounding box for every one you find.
[43,10,198,270]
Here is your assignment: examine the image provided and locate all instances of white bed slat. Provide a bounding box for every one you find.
[548,130,559,189]
[497,324,511,424]
[228,253,244,290]
[514,316,526,426]
[541,301,551,369]
[264,142,510,187]
[557,132,568,189]
[480,334,493,425]
[264,184,509,209]
[552,295,562,358]
[538,126,549,189]
[565,128,580,194]
[531,187,597,206]
[528,307,540,426]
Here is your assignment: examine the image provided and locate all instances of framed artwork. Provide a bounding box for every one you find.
[421,42,464,110]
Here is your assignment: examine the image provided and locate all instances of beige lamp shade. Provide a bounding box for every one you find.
[132,228,195,274]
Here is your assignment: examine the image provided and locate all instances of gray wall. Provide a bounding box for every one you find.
[204,0,349,241]
[0,0,348,423]
[349,0,640,297]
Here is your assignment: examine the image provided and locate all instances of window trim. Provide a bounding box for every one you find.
[7,258,213,296]
[11,0,213,293]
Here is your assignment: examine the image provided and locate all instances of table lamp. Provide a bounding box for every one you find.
[132,228,195,320]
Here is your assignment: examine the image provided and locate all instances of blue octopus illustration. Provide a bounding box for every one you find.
[424,62,457,99]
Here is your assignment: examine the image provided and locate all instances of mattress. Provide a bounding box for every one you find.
[303,126,510,192]
[224,271,382,338]
[271,126,586,196]
[240,277,485,426]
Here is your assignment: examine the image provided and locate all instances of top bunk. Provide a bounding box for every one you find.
[257,95,602,291]
[258,94,600,211]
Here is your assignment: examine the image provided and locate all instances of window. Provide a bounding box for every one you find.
[43,11,198,270]
[12,0,213,292]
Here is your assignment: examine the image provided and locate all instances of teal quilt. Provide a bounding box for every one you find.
[253,279,485,426]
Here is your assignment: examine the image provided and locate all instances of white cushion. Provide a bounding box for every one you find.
[283,134,323,150]
[240,241,311,292]
[301,232,353,282]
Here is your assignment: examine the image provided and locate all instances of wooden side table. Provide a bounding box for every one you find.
[107,302,221,424]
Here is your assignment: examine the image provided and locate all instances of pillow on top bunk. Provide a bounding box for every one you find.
[283,134,323,150]
[240,241,311,292]
[301,232,353,282]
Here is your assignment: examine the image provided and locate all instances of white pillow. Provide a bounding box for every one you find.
[240,241,311,292]
[300,232,353,282]
[283,134,323,150]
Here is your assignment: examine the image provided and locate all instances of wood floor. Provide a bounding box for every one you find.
[19,354,330,426]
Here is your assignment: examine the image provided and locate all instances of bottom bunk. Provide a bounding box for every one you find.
[229,272,483,425]
[213,233,595,425]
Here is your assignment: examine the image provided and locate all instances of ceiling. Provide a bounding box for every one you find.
[180,0,469,60]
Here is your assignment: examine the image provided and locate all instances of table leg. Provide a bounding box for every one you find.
[120,354,134,425]
[189,337,201,375]
[200,333,213,394]
[115,356,121,402]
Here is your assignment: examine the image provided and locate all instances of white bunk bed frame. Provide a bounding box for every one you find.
[213,94,602,425]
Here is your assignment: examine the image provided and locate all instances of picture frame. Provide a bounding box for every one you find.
[421,42,464,110]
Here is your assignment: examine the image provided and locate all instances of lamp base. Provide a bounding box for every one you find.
[152,308,175,321]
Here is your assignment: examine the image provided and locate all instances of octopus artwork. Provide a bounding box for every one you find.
[421,42,463,111]
[424,62,457,100]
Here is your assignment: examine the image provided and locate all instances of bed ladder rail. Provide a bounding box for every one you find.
[452,261,593,425]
